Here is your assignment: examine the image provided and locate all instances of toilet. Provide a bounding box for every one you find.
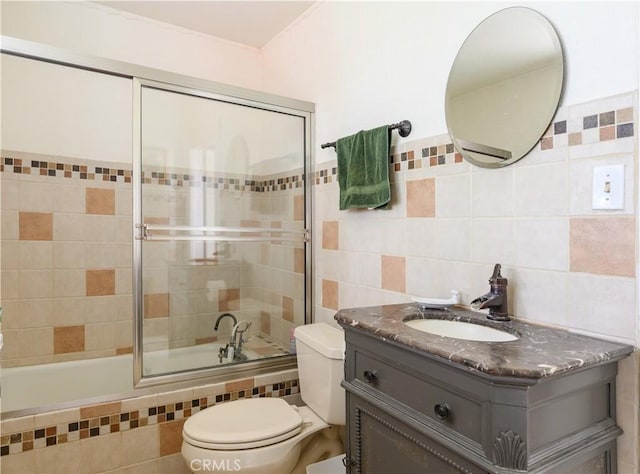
[181,323,345,474]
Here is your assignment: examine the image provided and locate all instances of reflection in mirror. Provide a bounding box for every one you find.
[445,7,564,168]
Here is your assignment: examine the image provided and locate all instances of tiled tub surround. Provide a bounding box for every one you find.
[0,370,300,473]
[314,91,639,472]
[1,153,134,368]
[140,164,306,353]
[0,153,306,367]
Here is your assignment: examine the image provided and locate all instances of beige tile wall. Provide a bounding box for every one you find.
[1,154,307,366]
[140,165,306,351]
[313,91,639,471]
[1,152,133,367]
[314,91,638,345]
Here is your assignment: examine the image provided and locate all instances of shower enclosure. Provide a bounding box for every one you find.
[134,79,312,386]
[0,36,313,414]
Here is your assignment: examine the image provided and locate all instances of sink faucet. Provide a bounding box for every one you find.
[470,264,510,321]
[214,312,237,331]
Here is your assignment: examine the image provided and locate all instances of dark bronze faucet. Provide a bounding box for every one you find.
[470,264,510,321]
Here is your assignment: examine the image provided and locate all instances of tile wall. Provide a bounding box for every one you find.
[140,164,306,352]
[0,153,134,367]
[314,91,637,344]
[0,369,299,473]
[0,152,306,367]
[313,91,639,472]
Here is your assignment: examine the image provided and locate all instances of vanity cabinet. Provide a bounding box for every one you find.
[340,323,624,474]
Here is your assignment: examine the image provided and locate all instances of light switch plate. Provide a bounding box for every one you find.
[592,164,624,210]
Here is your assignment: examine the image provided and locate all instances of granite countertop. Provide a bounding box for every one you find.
[334,303,635,380]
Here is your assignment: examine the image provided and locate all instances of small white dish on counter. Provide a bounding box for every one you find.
[411,290,460,309]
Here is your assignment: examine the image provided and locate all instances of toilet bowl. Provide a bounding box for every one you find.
[182,323,345,474]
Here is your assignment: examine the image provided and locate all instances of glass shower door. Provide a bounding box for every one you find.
[134,81,309,381]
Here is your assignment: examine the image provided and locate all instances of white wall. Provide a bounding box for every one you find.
[261,1,639,162]
[1,54,132,161]
[0,1,262,164]
[0,1,262,90]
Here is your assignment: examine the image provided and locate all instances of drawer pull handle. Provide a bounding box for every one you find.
[434,403,450,420]
[363,370,377,384]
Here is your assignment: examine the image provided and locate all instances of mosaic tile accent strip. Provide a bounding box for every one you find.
[398,141,462,170]
[315,140,460,182]
[0,157,132,183]
[313,167,337,185]
[148,171,304,192]
[0,155,305,193]
[140,170,304,192]
[0,379,299,457]
[547,106,634,149]
[314,105,635,183]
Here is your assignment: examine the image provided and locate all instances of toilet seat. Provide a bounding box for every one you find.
[183,397,303,450]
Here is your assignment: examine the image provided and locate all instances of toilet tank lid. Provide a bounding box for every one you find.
[294,323,344,359]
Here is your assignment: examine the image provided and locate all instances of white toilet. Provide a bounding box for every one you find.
[182,323,345,474]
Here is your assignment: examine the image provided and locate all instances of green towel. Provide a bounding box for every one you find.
[337,125,391,210]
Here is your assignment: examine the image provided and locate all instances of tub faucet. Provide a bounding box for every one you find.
[214,312,237,331]
[216,315,252,363]
[230,320,252,361]
[470,264,510,321]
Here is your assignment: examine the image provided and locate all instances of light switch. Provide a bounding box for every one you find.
[592,164,624,210]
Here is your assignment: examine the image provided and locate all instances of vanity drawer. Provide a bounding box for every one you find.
[352,349,483,444]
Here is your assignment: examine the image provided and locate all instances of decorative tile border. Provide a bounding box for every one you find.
[0,155,305,193]
[141,170,304,192]
[0,157,132,183]
[0,378,299,456]
[312,140,460,185]
[542,106,634,150]
[394,141,462,171]
[314,104,635,183]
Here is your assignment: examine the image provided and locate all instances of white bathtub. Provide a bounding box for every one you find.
[1,354,133,414]
[1,342,256,414]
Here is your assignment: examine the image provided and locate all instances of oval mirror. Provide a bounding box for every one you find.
[445,7,564,168]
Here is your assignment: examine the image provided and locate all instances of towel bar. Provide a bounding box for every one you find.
[321,120,412,149]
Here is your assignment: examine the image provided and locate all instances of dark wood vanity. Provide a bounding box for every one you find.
[335,304,634,473]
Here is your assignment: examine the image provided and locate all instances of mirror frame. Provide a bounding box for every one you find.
[445,7,564,168]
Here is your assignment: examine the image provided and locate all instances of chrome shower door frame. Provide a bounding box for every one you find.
[133,78,314,388]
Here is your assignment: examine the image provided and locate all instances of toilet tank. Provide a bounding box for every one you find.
[294,323,345,425]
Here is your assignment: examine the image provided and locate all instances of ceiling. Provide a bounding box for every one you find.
[95,1,316,48]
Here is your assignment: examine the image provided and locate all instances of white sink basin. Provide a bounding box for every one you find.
[405,319,518,342]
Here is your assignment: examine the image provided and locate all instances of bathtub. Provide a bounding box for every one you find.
[1,353,133,414]
[1,342,256,414]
